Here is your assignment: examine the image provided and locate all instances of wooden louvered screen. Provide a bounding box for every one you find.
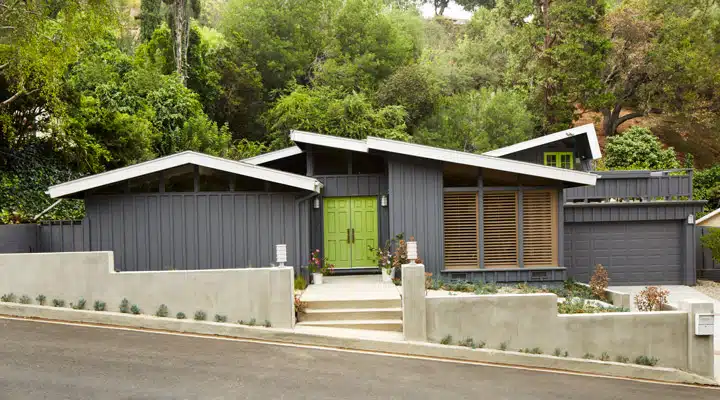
[522,190,557,267]
[483,191,518,268]
[443,192,479,269]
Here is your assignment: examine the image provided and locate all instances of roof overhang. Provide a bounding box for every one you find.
[48,151,323,198]
[290,130,369,153]
[696,208,720,227]
[243,146,303,165]
[483,123,602,160]
[366,137,597,186]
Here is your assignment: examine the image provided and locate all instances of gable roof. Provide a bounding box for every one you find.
[243,146,303,165]
[482,124,601,160]
[696,208,720,227]
[48,151,323,198]
[288,130,597,186]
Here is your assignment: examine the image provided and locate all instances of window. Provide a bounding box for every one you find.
[443,192,479,269]
[483,191,518,268]
[544,152,573,169]
[522,190,558,267]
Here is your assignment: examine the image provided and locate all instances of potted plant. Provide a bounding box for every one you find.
[369,233,412,282]
[309,250,334,284]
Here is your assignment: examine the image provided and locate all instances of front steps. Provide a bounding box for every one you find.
[298,298,403,332]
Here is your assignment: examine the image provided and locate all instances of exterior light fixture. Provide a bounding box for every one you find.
[380,194,388,207]
[407,241,418,264]
[687,214,695,225]
[276,244,287,267]
[313,197,320,209]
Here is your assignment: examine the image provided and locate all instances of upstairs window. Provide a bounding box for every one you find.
[544,152,573,169]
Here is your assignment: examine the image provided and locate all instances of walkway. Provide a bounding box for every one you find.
[300,274,401,301]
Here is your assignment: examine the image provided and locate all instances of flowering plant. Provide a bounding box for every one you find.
[308,249,334,275]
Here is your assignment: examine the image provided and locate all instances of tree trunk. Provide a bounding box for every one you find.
[602,103,644,136]
[172,0,188,84]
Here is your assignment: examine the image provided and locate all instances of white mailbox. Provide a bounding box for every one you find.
[695,313,714,336]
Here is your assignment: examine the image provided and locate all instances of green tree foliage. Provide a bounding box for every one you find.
[700,229,720,263]
[415,89,533,153]
[694,165,720,213]
[603,127,680,170]
[139,0,165,42]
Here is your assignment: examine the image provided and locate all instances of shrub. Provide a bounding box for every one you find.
[634,355,659,366]
[156,304,169,317]
[294,275,307,291]
[71,298,87,310]
[634,286,670,311]
[130,305,141,315]
[603,126,680,170]
[52,299,65,307]
[530,347,542,354]
[499,341,508,351]
[176,312,186,319]
[263,320,272,328]
[93,301,106,311]
[1,293,16,302]
[119,298,131,313]
[440,335,453,345]
[36,294,47,305]
[582,353,595,359]
[214,314,227,323]
[700,228,720,263]
[557,298,627,314]
[615,355,629,363]
[588,264,609,300]
[194,310,207,321]
[248,318,256,326]
[458,338,476,349]
[19,295,31,304]
[600,352,610,361]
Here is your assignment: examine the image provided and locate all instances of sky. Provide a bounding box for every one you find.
[420,1,474,20]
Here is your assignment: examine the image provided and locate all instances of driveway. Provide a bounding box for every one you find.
[1,318,718,399]
[609,285,720,381]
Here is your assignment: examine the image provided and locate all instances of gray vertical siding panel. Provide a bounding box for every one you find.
[388,157,443,276]
[0,224,38,253]
[315,175,385,197]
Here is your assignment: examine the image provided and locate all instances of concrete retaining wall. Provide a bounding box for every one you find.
[424,293,713,377]
[0,252,294,328]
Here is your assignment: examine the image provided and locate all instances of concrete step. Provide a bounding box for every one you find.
[301,299,401,310]
[295,319,403,332]
[301,307,402,322]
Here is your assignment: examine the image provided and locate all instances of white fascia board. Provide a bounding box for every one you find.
[47,151,322,198]
[483,124,602,160]
[243,146,303,165]
[696,208,720,225]
[367,137,598,186]
[290,130,368,153]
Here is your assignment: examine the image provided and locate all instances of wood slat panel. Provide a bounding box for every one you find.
[444,192,478,269]
[523,190,557,266]
[483,191,517,268]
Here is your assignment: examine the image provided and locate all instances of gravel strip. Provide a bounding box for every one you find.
[695,280,720,302]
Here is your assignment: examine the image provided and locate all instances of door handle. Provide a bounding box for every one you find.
[347,228,350,244]
[351,228,355,244]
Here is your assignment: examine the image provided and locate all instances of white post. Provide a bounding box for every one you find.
[276,244,287,267]
[678,300,715,378]
[402,262,427,342]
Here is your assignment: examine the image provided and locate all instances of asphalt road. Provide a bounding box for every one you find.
[0,318,717,400]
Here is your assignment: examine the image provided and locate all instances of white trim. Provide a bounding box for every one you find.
[366,137,597,186]
[483,124,602,160]
[47,151,322,198]
[243,146,303,165]
[696,208,720,226]
[290,130,369,153]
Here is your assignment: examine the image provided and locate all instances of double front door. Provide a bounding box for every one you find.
[323,197,378,269]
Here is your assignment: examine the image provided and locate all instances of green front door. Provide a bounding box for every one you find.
[323,196,378,269]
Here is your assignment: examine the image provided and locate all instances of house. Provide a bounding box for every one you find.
[697,208,720,228]
[37,124,706,285]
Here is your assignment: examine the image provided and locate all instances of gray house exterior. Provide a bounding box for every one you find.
[0,124,706,285]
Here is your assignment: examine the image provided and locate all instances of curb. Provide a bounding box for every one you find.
[0,303,716,387]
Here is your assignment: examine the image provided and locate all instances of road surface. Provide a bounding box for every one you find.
[0,317,717,399]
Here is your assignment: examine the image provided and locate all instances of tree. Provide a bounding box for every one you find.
[163,0,201,83]
[425,0,450,15]
[694,164,720,213]
[376,63,443,131]
[415,89,533,153]
[139,0,164,42]
[455,0,496,11]
[602,126,680,170]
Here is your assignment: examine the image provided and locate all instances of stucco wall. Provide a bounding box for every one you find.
[426,294,694,372]
[0,252,294,328]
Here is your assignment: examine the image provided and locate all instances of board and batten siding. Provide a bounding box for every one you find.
[388,157,444,276]
[85,193,300,271]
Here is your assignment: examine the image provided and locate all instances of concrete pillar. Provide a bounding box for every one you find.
[678,300,714,378]
[401,263,427,342]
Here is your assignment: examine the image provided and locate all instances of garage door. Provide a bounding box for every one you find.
[564,221,683,285]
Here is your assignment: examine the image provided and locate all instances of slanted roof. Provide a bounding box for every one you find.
[696,208,720,227]
[243,146,303,165]
[483,123,602,160]
[288,130,597,186]
[48,151,323,198]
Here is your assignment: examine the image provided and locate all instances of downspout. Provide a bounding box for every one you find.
[295,187,320,275]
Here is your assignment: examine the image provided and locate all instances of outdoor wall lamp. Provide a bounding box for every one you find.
[407,241,418,264]
[687,214,695,225]
[380,194,388,207]
[276,244,287,267]
[313,197,320,209]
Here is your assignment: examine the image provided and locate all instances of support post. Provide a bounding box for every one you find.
[401,263,427,342]
[678,300,714,379]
